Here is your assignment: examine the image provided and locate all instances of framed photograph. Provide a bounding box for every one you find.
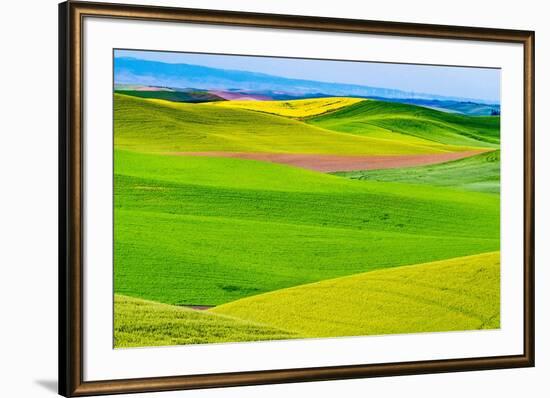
[59,1,535,396]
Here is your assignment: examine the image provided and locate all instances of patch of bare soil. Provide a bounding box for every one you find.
[173,150,487,172]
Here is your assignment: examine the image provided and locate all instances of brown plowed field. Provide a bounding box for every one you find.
[172,150,487,172]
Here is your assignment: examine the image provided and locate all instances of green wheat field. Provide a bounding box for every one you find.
[113,56,501,348]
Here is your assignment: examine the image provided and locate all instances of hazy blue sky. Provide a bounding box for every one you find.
[115,49,500,103]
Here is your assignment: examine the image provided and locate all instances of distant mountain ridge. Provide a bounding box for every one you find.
[114,57,499,105]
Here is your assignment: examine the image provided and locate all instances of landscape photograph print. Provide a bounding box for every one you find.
[113,49,501,348]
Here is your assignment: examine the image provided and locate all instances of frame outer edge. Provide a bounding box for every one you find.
[69,0,532,42]
[61,1,535,396]
[58,1,70,396]
[524,31,535,367]
[62,1,85,396]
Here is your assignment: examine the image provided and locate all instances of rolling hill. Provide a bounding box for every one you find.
[212,252,500,337]
[114,150,499,306]
[114,88,225,103]
[116,251,499,346]
[112,84,501,347]
[115,294,297,347]
[114,94,488,155]
[334,150,500,193]
[211,97,363,118]
[307,100,500,148]
[374,97,500,116]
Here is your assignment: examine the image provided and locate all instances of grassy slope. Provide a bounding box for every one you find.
[307,100,500,148]
[115,150,499,306]
[213,252,500,337]
[333,150,500,194]
[114,89,225,103]
[114,94,482,155]
[114,295,297,347]
[211,97,363,118]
